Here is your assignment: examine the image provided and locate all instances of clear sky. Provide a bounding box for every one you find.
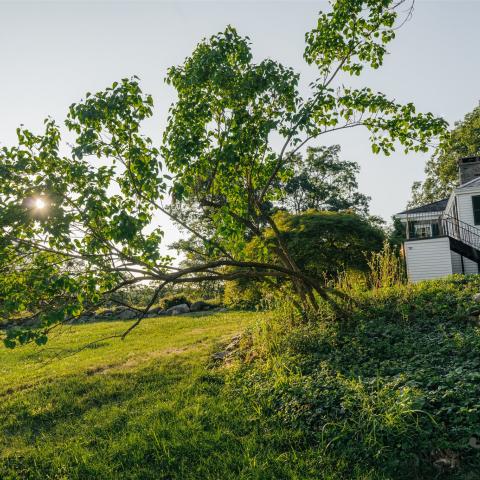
[1,0,479,247]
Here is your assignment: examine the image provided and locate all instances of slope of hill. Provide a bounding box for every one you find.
[230,276,480,479]
[2,276,480,479]
[0,312,268,479]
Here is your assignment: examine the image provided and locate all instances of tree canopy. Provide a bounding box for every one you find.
[0,0,447,347]
[410,104,480,206]
[280,145,370,215]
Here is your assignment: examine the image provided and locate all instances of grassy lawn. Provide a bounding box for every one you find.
[0,311,277,480]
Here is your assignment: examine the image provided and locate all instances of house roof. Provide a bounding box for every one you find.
[397,198,449,215]
[457,176,480,190]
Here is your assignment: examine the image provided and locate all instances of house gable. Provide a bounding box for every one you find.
[451,180,480,226]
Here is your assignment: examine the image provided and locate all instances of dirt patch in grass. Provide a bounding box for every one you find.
[86,344,201,375]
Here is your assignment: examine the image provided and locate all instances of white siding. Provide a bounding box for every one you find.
[464,257,479,274]
[451,251,463,274]
[450,251,479,274]
[444,194,455,217]
[405,237,453,283]
[456,193,477,225]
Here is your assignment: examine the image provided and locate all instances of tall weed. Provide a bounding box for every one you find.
[366,241,406,289]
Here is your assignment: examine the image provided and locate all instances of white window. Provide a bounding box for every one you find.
[414,223,432,238]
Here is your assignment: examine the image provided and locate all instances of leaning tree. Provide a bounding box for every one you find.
[0,0,447,347]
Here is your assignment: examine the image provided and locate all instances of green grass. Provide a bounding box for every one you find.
[3,277,480,479]
[0,311,282,480]
[0,311,252,392]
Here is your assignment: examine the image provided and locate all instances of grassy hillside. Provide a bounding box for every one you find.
[231,276,480,479]
[2,276,480,479]
[0,311,272,479]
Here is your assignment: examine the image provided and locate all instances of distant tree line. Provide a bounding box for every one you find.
[410,104,480,206]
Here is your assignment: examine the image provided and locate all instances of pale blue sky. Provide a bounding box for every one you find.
[1,1,479,246]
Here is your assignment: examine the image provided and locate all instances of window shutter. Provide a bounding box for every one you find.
[472,196,480,225]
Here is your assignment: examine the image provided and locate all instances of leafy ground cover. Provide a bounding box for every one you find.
[2,276,480,479]
[231,275,480,479]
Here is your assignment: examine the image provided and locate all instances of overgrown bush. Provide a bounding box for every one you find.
[223,209,385,310]
[332,241,406,294]
[223,278,263,310]
[157,295,191,310]
[253,210,385,278]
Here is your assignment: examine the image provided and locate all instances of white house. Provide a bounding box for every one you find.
[396,156,480,282]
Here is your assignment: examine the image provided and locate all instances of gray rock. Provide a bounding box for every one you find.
[147,309,167,318]
[225,335,241,351]
[212,351,227,361]
[116,308,138,320]
[190,301,211,312]
[148,306,163,315]
[211,334,241,362]
[473,293,480,303]
[165,303,190,315]
[469,436,480,449]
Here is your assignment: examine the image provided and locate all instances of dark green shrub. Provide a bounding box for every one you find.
[158,295,191,310]
[258,210,385,278]
[223,278,263,310]
[223,210,385,309]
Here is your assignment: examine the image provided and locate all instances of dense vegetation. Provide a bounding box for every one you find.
[224,210,385,308]
[231,276,480,479]
[2,276,480,479]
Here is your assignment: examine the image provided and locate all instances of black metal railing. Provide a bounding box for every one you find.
[405,212,480,251]
[442,214,480,250]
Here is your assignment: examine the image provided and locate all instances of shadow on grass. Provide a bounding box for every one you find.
[0,356,263,479]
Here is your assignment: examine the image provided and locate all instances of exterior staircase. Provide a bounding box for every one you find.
[440,214,480,264]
